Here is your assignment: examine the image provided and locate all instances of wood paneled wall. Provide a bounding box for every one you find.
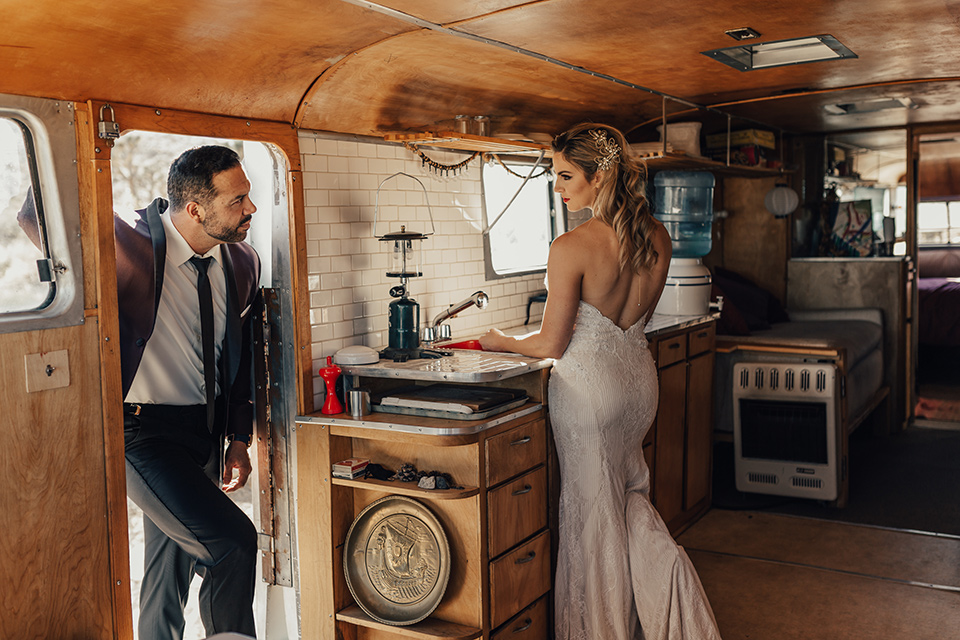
[705,176,790,304]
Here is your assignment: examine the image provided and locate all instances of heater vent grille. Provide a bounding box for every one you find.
[747,472,779,485]
[792,476,824,489]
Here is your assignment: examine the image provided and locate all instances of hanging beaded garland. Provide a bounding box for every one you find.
[402,141,479,177]
[487,153,551,179]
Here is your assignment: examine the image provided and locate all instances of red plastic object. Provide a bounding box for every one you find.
[319,355,343,414]
[438,339,485,351]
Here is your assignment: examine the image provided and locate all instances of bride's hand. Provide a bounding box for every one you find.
[479,328,506,351]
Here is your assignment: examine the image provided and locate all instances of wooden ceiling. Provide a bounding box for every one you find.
[3,0,960,143]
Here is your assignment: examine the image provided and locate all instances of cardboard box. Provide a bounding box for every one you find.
[707,144,769,167]
[706,129,776,150]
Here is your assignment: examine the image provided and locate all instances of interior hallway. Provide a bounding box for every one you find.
[679,425,960,639]
[678,510,960,639]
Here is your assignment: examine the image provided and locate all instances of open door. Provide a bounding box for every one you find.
[0,95,131,637]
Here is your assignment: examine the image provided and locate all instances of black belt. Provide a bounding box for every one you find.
[123,402,207,420]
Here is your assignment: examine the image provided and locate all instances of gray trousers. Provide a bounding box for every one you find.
[124,403,257,640]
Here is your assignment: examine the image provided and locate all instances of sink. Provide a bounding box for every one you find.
[436,339,485,351]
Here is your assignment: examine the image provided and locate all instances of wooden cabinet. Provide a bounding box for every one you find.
[650,319,716,533]
[296,395,551,640]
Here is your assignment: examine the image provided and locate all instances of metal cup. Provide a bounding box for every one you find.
[347,389,371,418]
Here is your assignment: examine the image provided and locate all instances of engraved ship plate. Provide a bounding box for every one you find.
[343,495,451,625]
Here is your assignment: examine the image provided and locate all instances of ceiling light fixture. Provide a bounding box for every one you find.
[702,34,857,72]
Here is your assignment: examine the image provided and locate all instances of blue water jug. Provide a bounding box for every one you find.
[653,171,715,258]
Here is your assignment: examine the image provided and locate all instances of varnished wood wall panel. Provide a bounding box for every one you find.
[0,322,113,639]
[714,177,789,304]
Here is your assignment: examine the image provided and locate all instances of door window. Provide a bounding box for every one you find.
[0,96,84,333]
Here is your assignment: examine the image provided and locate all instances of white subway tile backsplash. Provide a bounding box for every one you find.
[315,139,340,155]
[320,273,343,291]
[337,140,360,157]
[300,131,547,407]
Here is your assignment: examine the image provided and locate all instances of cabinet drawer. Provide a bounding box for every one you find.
[656,334,687,368]
[493,596,549,640]
[486,419,547,487]
[488,466,548,558]
[687,323,715,357]
[489,530,550,629]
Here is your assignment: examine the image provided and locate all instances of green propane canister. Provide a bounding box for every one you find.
[388,293,420,350]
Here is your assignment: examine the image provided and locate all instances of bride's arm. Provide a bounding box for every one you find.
[480,233,582,358]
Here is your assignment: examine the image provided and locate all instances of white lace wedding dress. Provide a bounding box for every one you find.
[549,301,722,640]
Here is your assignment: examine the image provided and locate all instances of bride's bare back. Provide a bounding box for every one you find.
[568,217,672,330]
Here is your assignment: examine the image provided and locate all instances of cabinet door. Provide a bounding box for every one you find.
[653,362,686,525]
[489,531,551,628]
[684,350,714,511]
[486,419,547,487]
[488,466,548,558]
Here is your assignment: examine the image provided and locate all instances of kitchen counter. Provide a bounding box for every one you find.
[500,311,719,339]
[340,349,552,384]
[646,311,720,336]
[340,312,716,385]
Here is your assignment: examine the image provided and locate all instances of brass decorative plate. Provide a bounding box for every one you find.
[343,495,451,625]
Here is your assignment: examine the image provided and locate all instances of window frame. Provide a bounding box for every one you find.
[480,156,560,280]
[0,93,84,334]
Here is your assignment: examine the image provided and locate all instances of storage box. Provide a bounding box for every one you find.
[707,144,770,167]
[706,129,776,150]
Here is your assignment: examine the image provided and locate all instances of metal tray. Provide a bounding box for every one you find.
[343,495,451,625]
[372,395,528,421]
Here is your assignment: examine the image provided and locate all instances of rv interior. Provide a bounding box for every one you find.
[2,1,960,638]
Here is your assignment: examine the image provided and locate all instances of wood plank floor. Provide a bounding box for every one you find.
[677,510,960,640]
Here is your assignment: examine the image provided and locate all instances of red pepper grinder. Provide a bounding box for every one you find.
[319,356,343,415]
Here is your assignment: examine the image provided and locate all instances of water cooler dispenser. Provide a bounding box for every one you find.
[653,171,715,316]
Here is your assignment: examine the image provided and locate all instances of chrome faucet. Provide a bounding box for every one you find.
[423,290,489,343]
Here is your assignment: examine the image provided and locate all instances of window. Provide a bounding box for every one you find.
[0,118,51,313]
[918,200,960,246]
[0,95,84,333]
[481,158,557,278]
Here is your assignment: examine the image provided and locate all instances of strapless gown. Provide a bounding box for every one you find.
[549,301,722,640]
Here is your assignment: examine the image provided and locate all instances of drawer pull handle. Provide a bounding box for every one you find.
[510,436,532,446]
[668,342,681,350]
[697,331,708,338]
[512,484,532,496]
[516,551,537,564]
[513,618,533,633]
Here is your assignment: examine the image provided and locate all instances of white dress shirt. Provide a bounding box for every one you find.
[125,213,227,406]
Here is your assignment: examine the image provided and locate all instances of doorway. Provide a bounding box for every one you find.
[111,131,290,639]
[913,131,960,425]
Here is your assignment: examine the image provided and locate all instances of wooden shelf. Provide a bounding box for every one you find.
[336,605,482,640]
[385,133,784,176]
[641,151,788,177]
[384,131,548,155]
[331,476,480,500]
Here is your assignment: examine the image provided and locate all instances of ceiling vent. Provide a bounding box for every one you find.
[725,27,761,41]
[823,97,919,115]
[703,34,857,71]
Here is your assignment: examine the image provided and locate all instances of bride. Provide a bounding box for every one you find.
[480,123,722,640]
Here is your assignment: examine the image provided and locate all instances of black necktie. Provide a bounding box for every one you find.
[190,256,216,432]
